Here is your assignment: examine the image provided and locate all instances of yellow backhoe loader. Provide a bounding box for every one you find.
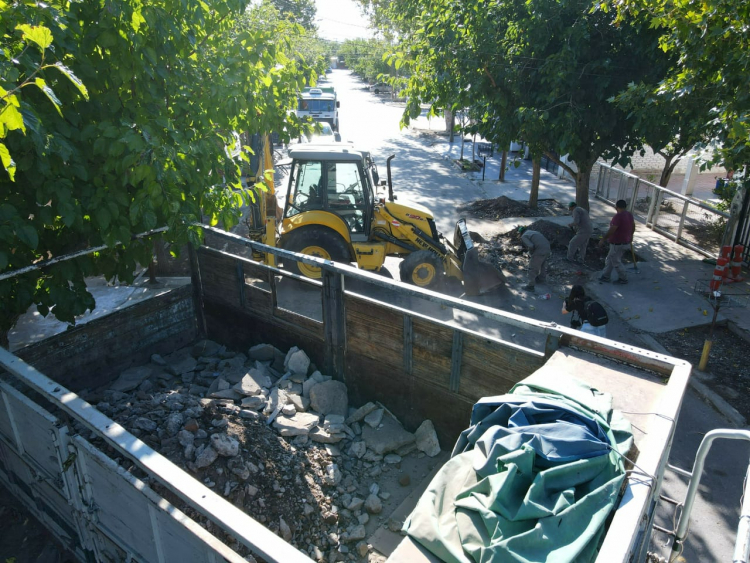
[246,136,503,295]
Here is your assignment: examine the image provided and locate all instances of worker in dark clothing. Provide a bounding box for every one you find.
[561,284,608,337]
[519,227,551,292]
[598,199,635,284]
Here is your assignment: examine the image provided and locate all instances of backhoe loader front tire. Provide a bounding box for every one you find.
[400,250,443,289]
[282,227,351,279]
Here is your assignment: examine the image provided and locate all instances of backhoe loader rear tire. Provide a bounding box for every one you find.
[400,250,443,289]
[282,226,351,279]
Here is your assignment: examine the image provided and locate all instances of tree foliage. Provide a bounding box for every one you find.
[337,39,393,83]
[384,0,672,209]
[265,0,318,31]
[0,0,311,339]
[611,0,750,171]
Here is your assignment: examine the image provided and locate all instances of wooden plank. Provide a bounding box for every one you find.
[459,334,546,401]
[197,249,243,308]
[345,296,403,370]
[274,307,324,337]
[343,352,474,445]
[243,283,274,317]
[16,285,196,390]
[411,318,452,390]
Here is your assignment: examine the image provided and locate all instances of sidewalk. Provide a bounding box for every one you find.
[407,125,750,340]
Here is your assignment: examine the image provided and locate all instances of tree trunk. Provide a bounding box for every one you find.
[530,156,541,208]
[499,150,508,181]
[472,133,476,162]
[576,167,592,211]
[460,135,465,160]
[659,155,679,187]
[446,110,455,143]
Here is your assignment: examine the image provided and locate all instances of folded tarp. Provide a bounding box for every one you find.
[403,371,632,563]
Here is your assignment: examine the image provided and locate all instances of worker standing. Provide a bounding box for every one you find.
[598,199,635,284]
[566,201,593,265]
[519,227,551,292]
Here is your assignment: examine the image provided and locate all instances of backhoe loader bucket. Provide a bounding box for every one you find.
[454,219,505,296]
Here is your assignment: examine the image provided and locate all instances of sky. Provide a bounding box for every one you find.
[314,0,373,42]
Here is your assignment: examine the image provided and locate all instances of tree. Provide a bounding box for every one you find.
[266,0,318,31]
[612,0,750,172]
[614,83,723,187]
[0,0,311,346]
[386,0,672,210]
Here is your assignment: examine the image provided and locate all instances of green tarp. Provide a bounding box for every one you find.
[403,372,633,563]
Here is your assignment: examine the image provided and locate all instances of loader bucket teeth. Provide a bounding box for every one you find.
[462,247,505,296]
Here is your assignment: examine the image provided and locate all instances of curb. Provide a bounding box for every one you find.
[638,333,747,428]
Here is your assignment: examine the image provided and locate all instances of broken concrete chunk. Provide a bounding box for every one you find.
[133,417,157,432]
[247,343,278,362]
[309,380,348,416]
[364,494,382,514]
[284,347,311,377]
[345,402,378,425]
[286,393,310,412]
[347,525,366,542]
[361,414,415,455]
[323,463,342,486]
[194,446,218,468]
[234,374,263,396]
[281,403,297,416]
[309,428,345,444]
[210,433,240,457]
[240,396,266,411]
[209,389,242,401]
[302,377,319,399]
[363,408,384,428]
[166,353,198,376]
[415,419,441,457]
[111,365,153,392]
[273,412,320,436]
[348,441,366,459]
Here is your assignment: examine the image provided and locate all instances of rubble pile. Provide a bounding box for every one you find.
[458,197,567,220]
[478,219,610,274]
[82,340,442,563]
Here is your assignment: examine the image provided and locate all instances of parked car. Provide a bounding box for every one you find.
[299,121,341,144]
[369,82,392,94]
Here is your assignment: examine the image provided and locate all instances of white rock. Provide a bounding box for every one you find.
[234,374,263,396]
[324,463,342,486]
[348,441,366,459]
[287,393,310,412]
[415,419,441,457]
[210,433,240,457]
[364,493,382,514]
[273,412,320,436]
[279,517,292,542]
[384,454,402,464]
[194,446,218,468]
[363,408,384,428]
[282,403,297,416]
[240,396,266,410]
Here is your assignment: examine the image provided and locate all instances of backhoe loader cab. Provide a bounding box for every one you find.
[279,144,504,295]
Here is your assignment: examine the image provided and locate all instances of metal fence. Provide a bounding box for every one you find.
[593,162,730,258]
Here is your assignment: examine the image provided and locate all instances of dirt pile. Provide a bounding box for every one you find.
[458,197,567,221]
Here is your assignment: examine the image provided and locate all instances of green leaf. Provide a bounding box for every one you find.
[34,78,63,116]
[94,207,111,230]
[17,24,53,50]
[0,104,25,133]
[51,63,89,100]
[0,143,16,181]
[16,224,39,249]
